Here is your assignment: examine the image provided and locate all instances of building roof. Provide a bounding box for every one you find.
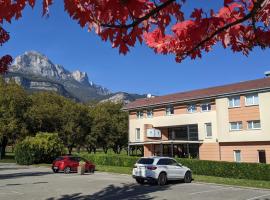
[124,77,270,110]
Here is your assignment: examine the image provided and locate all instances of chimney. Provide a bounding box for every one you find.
[264,71,270,77]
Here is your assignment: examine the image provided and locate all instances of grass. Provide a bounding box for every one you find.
[194,175,270,189]
[95,165,270,190]
[1,150,270,190]
[0,154,15,163]
[96,165,133,175]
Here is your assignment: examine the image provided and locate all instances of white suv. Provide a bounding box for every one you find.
[132,157,192,186]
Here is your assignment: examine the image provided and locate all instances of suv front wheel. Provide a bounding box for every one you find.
[157,172,167,186]
[184,171,192,183]
[136,178,145,184]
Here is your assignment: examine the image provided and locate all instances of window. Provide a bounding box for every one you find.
[245,94,259,106]
[166,106,174,115]
[258,150,266,164]
[187,104,197,113]
[135,128,140,141]
[201,103,211,112]
[157,159,168,165]
[136,111,144,119]
[230,122,243,131]
[234,150,241,162]
[205,123,212,138]
[168,159,179,166]
[247,120,261,130]
[137,158,154,165]
[228,96,240,108]
[147,109,153,118]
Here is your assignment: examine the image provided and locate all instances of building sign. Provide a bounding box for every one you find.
[146,128,161,138]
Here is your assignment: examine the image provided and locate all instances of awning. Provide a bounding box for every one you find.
[129,140,203,145]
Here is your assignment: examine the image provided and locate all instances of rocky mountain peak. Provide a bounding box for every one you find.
[11,51,65,80]
[71,70,90,86]
[6,51,143,103]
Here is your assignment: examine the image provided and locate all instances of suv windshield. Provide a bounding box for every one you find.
[137,158,154,165]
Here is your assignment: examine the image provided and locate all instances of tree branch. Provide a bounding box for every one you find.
[98,0,176,29]
[182,0,267,59]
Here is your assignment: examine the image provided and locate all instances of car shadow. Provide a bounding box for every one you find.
[0,167,29,171]
[0,171,52,180]
[46,183,171,200]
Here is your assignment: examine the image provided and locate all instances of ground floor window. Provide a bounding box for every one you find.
[258,150,266,164]
[152,144,199,158]
[234,150,241,162]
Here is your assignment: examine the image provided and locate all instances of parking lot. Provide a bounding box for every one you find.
[0,163,270,200]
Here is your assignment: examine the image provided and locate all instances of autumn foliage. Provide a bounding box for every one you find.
[1,0,270,73]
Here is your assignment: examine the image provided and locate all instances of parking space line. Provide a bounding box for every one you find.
[245,193,270,200]
[189,187,233,195]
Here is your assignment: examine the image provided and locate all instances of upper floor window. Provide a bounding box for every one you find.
[228,96,240,108]
[166,106,174,115]
[230,121,243,131]
[247,120,261,130]
[205,123,212,138]
[187,104,197,113]
[201,103,211,112]
[147,109,153,118]
[136,111,144,119]
[135,128,140,140]
[245,94,259,106]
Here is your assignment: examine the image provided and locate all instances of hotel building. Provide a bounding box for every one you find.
[124,76,270,164]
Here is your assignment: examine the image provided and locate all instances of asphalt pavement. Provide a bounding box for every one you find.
[0,163,270,200]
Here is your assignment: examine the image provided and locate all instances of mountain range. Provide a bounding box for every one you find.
[4,51,145,103]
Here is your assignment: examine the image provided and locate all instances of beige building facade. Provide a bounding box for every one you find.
[124,77,270,164]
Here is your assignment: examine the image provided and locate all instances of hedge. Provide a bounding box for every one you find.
[176,158,270,181]
[78,153,270,181]
[79,153,139,167]
[15,132,66,165]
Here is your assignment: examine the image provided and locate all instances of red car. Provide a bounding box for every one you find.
[52,156,95,174]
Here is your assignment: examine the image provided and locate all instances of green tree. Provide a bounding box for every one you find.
[59,101,91,154]
[111,105,128,154]
[90,102,113,154]
[26,92,68,134]
[90,102,128,154]
[0,78,31,159]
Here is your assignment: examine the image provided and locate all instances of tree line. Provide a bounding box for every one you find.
[0,78,128,159]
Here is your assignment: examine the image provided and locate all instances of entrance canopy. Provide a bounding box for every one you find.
[129,140,203,146]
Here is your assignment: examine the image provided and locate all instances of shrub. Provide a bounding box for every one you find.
[175,158,270,181]
[78,153,270,181]
[78,153,139,167]
[15,132,65,165]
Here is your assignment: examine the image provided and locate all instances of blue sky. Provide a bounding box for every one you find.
[1,1,270,95]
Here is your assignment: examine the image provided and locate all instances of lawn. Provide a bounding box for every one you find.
[1,151,270,190]
[95,165,270,190]
[0,153,15,163]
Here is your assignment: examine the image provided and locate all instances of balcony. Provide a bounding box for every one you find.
[168,124,199,141]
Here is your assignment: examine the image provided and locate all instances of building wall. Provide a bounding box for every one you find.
[144,144,153,157]
[129,110,218,143]
[129,91,270,163]
[199,143,220,161]
[216,92,270,142]
[220,142,270,163]
[228,96,260,129]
